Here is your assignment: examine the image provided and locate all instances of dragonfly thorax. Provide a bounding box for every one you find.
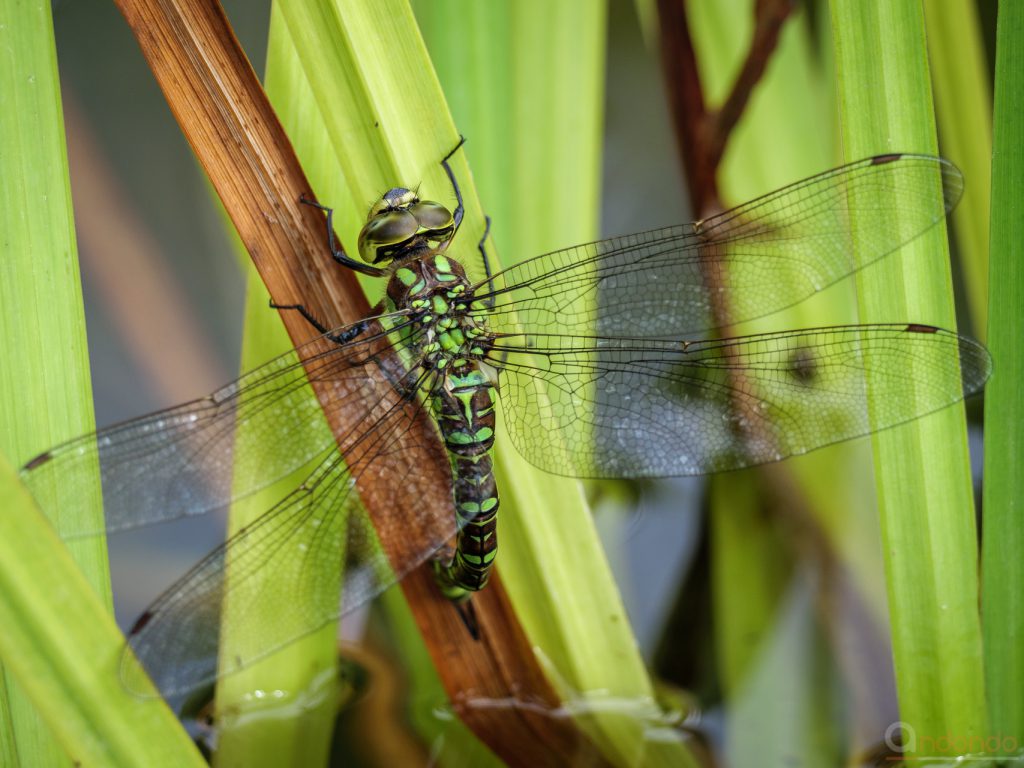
[357,187,455,265]
[386,253,493,374]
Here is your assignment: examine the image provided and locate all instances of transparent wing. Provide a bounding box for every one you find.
[120,377,454,698]
[476,155,962,338]
[21,316,458,699]
[491,325,990,477]
[21,316,412,537]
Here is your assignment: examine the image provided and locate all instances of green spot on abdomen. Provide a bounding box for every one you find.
[440,331,461,353]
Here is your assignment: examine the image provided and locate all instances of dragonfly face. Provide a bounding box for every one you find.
[19,150,990,700]
[357,187,456,265]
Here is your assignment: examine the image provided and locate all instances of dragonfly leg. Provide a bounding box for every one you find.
[300,195,385,277]
[270,301,369,345]
[441,135,467,233]
[440,137,498,303]
[364,349,427,405]
[477,216,496,308]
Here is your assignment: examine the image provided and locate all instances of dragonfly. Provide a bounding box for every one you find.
[20,146,990,700]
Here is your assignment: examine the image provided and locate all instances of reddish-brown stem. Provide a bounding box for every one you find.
[657,0,719,214]
[657,0,795,216]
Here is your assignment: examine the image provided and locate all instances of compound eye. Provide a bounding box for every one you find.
[358,210,418,263]
[408,201,453,231]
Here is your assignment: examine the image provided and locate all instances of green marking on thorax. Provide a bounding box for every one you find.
[449,369,488,387]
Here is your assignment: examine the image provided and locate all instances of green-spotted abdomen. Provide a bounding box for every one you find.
[384,252,500,599]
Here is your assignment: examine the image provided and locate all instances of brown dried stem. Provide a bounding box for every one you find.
[657,0,796,216]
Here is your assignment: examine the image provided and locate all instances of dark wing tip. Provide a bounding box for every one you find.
[22,451,53,471]
[866,152,964,213]
[129,610,154,636]
[870,153,904,165]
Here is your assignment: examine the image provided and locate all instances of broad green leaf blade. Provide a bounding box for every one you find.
[925,0,992,336]
[220,0,695,762]
[831,0,987,751]
[688,2,880,763]
[982,0,1024,751]
[211,10,347,768]
[213,273,340,766]
[416,1,604,254]
[0,0,106,585]
[1,0,106,762]
[272,0,479,253]
[418,3,699,765]
[212,0,490,761]
[0,1,212,761]
[0,458,204,766]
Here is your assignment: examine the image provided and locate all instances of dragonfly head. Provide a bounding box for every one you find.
[357,187,455,265]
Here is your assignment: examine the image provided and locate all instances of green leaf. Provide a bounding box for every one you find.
[982,0,1024,751]
[215,1,486,764]
[0,458,204,766]
[212,0,698,763]
[0,1,208,763]
[831,0,987,751]
[688,3,868,764]
[418,3,699,765]
[926,0,992,336]
[212,9,346,766]
[213,271,341,765]
[0,0,105,583]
